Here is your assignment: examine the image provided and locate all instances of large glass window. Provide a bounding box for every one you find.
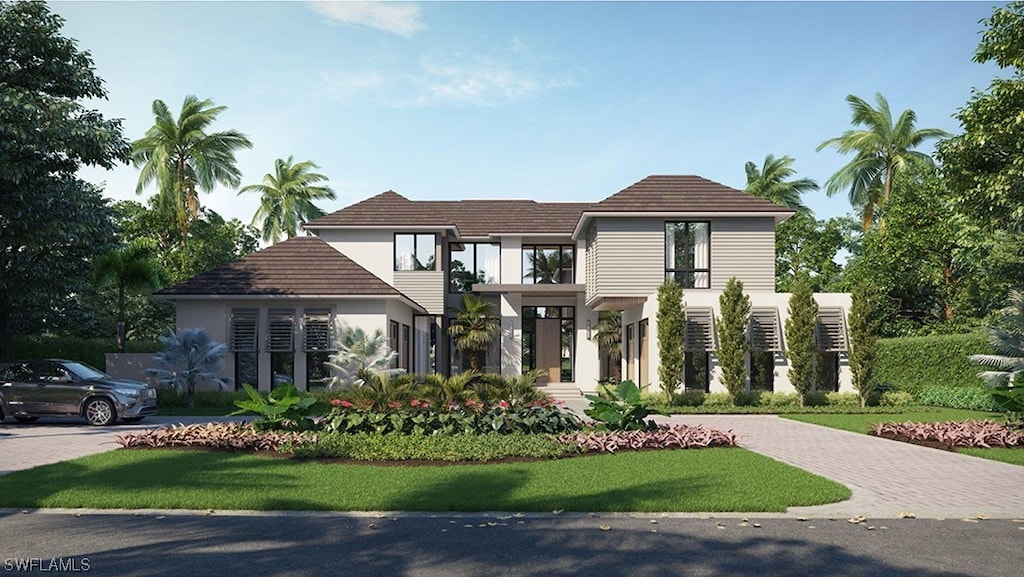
[522,245,574,284]
[665,222,710,288]
[395,233,437,271]
[413,316,439,374]
[450,242,500,292]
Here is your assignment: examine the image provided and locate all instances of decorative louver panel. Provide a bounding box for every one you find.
[684,307,716,352]
[749,307,782,352]
[229,309,258,352]
[816,307,848,352]
[302,309,334,352]
[267,309,295,352]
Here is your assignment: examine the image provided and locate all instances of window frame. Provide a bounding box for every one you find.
[665,221,711,289]
[521,244,575,284]
[394,233,437,271]
[449,241,501,292]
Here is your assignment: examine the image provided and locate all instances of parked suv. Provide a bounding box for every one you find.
[0,359,158,426]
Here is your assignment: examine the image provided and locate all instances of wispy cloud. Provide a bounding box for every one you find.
[308,1,424,37]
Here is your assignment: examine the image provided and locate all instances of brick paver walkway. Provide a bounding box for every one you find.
[665,415,1024,519]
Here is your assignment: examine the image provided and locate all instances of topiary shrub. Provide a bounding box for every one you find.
[825,392,861,407]
[716,277,750,404]
[879,391,915,407]
[656,280,685,401]
[785,276,819,406]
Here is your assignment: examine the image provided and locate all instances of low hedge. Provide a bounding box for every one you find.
[916,385,1003,412]
[875,332,990,393]
[283,432,576,461]
[8,335,162,370]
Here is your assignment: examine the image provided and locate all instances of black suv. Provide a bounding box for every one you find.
[0,359,158,426]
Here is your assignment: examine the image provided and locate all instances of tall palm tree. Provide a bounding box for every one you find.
[744,154,817,214]
[239,156,336,244]
[132,95,253,245]
[817,93,948,231]
[447,294,501,372]
[94,241,164,352]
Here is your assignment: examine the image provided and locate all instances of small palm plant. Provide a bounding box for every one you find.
[971,289,1024,420]
[147,327,228,409]
[447,294,501,371]
[325,324,401,390]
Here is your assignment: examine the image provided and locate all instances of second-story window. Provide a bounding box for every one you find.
[665,222,710,288]
[522,245,574,284]
[395,233,436,271]
[450,242,500,292]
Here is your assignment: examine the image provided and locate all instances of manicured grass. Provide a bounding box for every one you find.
[0,448,850,512]
[958,447,1024,467]
[781,408,999,434]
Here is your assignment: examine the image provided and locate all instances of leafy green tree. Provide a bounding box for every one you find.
[0,1,129,359]
[818,93,948,231]
[744,154,817,213]
[240,156,336,244]
[593,311,622,382]
[785,275,819,406]
[447,294,501,372]
[132,95,253,246]
[716,277,750,404]
[939,3,1024,230]
[848,283,879,407]
[147,327,228,409]
[775,213,854,292]
[656,280,685,401]
[94,241,164,352]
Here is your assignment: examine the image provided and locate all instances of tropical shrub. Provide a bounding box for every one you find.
[325,324,400,390]
[869,420,1023,448]
[558,425,738,453]
[878,391,915,407]
[656,280,685,400]
[147,327,228,408]
[971,288,1024,421]
[716,277,750,403]
[584,380,662,431]
[230,383,319,430]
[473,370,550,407]
[284,432,575,461]
[116,422,312,451]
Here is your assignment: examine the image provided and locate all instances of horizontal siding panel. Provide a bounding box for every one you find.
[710,218,775,292]
[591,218,663,299]
[394,271,445,315]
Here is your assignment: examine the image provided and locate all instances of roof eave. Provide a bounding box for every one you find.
[571,210,796,239]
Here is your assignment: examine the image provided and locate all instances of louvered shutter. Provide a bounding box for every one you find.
[302,309,334,352]
[816,307,848,352]
[749,307,782,352]
[229,309,258,352]
[684,307,716,352]
[267,309,295,352]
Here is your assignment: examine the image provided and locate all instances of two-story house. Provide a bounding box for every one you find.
[157,175,852,396]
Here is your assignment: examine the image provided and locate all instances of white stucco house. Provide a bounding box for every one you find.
[156,175,852,396]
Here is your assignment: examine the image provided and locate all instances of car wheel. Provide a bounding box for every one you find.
[13,415,39,424]
[121,416,145,424]
[83,398,116,426]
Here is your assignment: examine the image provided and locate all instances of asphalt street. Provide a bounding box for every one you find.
[1,510,1022,577]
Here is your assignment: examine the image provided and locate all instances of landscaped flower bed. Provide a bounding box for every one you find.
[868,420,1024,450]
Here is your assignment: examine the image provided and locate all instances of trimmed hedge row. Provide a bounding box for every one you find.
[915,386,1003,412]
[875,332,990,393]
[8,335,162,370]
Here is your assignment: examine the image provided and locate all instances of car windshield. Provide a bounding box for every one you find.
[64,362,108,380]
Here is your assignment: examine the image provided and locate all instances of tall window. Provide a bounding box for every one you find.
[665,222,710,288]
[450,242,500,292]
[522,245,574,284]
[302,309,334,390]
[267,308,294,388]
[413,316,438,375]
[395,233,436,271]
[389,320,400,369]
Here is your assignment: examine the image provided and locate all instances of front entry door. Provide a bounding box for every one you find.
[535,318,562,383]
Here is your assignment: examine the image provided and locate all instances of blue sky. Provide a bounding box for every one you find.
[53,1,1004,230]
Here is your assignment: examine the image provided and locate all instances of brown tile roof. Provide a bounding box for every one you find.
[306,190,589,237]
[157,236,413,300]
[592,175,794,213]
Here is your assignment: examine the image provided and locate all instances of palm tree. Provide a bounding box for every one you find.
[523,249,572,283]
[593,311,622,382]
[94,241,164,352]
[817,93,948,231]
[326,324,400,390]
[447,294,501,371]
[971,289,1024,388]
[744,154,817,213]
[239,156,337,244]
[132,95,253,245]
[146,327,228,409]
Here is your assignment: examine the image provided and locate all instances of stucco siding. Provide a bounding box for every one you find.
[316,229,396,284]
[710,218,776,291]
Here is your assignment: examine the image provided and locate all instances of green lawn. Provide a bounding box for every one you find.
[0,448,850,512]
[781,408,999,434]
[958,447,1024,466]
